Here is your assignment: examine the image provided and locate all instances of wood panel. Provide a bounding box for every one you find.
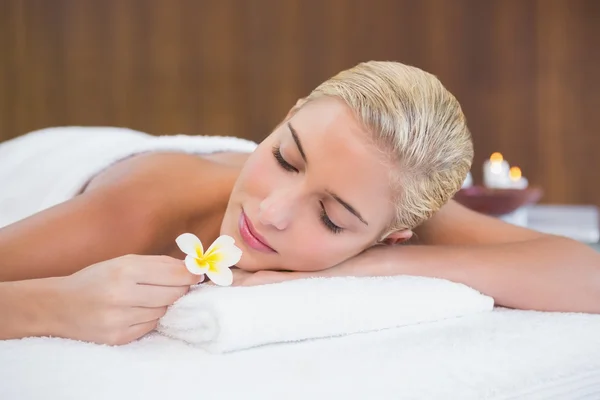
[1,0,599,206]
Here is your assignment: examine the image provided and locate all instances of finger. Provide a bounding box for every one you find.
[129,284,190,307]
[132,306,168,324]
[132,256,204,286]
[122,320,159,344]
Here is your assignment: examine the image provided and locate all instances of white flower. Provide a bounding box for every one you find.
[175,233,242,286]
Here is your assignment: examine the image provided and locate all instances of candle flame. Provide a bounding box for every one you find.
[490,152,504,163]
[509,166,522,181]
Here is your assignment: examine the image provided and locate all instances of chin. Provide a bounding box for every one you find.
[233,254,269,272]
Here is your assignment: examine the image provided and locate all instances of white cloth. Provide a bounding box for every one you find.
[157,276,494,353]
[2,128,600,398]
[0,126,257,228]
[2,308,600,400]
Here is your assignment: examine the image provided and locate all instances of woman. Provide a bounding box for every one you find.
[1,61,599,346]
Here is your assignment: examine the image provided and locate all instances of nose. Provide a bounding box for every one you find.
[258,188,300,230]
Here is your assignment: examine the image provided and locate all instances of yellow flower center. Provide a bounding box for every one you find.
[195,244,224,272]
[195,245,203,259]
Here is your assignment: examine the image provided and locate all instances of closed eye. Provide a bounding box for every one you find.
[320,201,343,234]
[272,146,298,173]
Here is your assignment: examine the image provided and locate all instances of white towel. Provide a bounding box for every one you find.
[3,308,600,400]
[157,276,495,353]
[0,126,257,228]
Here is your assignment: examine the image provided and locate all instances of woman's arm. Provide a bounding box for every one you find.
[374,238,600,313]
[0,182,165,281]
[0,278,62,339]
[404,200,600,312]
[0,256,201,343]
[265,200,600,313]
[358,201,600,312]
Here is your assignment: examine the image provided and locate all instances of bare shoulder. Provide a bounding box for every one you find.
[83,152,245,217]
[83,151,242,239]
[85,152,242,193]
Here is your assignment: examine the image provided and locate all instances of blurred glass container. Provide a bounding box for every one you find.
[454,186,543,216]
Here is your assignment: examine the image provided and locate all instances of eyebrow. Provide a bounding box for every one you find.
[288,122,307,165]
[327,191,369,226]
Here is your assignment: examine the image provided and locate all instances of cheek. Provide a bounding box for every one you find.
[281,228,362,272]
[236,149,277,197]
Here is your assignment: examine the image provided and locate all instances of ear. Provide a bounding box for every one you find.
[380,229,413,245]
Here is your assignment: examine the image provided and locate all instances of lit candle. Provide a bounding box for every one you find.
[508,166,528,189]
[483,152,510,188]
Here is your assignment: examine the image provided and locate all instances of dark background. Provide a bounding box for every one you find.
[1,0,599,206]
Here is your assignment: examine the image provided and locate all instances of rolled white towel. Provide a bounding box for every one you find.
[157,276,494,353]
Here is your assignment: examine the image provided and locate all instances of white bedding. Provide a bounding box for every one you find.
[2,128,600,398]
[2,308,600,400]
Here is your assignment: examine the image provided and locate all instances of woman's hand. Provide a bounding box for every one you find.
[48,255,202,345]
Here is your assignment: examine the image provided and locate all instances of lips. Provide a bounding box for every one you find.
[238,210,276,253]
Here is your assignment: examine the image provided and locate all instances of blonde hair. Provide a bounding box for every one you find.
[302,61,473,233]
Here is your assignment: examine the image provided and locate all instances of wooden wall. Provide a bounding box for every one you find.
[1,0,599,206]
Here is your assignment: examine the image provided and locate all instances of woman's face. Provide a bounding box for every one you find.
[220,97,402,272]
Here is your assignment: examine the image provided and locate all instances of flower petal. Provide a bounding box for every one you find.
[184,255,209,275]
[176,233,203,257]
[204,235,236,256]
[212,246,243,269]
[204,235,242,268]
[207,266,234,287]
